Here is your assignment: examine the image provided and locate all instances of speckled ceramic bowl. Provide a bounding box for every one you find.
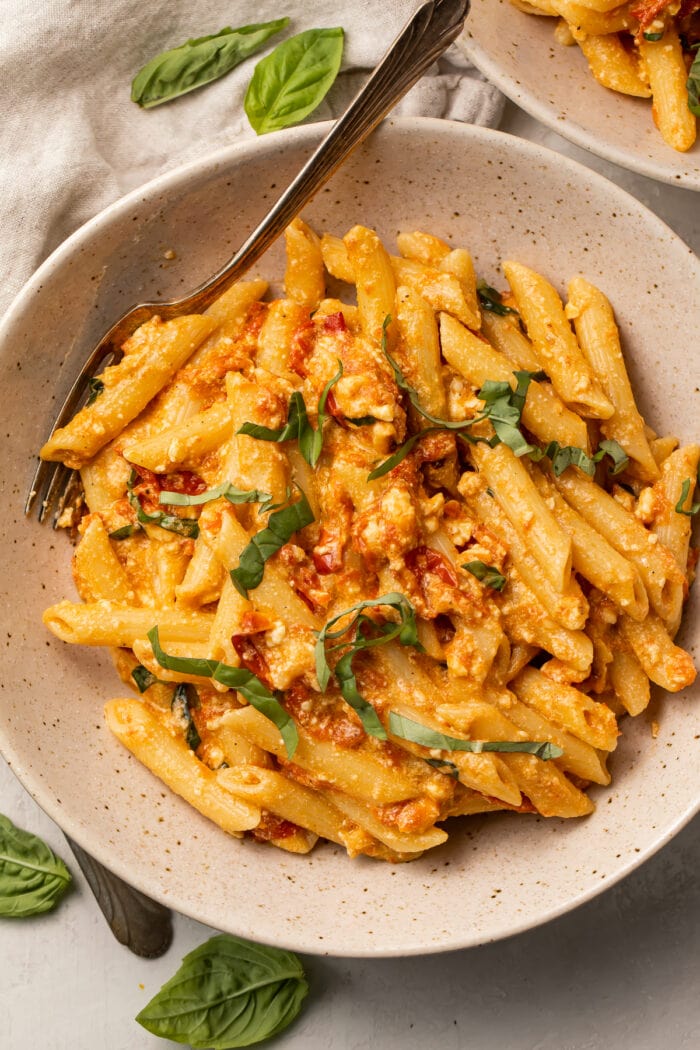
[1,119,698,956]
[460,0,700,190]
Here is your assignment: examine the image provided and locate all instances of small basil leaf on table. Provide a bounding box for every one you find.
[131,19,290,109]
[136,933,309,1048]
[0,813,72,917]
[245,27,345,134]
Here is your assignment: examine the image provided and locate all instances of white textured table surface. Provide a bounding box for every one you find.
[3,103,700,1050]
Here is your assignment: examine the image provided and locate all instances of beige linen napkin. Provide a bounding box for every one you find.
[0,0,503,315]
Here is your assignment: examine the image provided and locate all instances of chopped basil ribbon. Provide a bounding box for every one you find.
[230,486,314,598]
[86,377,104,405]
[314,593,423,740]
[245,27,344,134]
[463,560,507,592]
[148,626,298,758]
[688,46,700,117]
[369,331,543,478]
[131,665,165,693]
[171,683,201,752]
[530,438,629,478]
[131,19,289,108]
[109,523,142,540]
[476,280,519,317]
[388,712,564,760]
[238,362,343,468]
[477,371,545,457]
[159,482,273,509]
[126,469,200,538]
[424,757,460,779]
[675,477,700,516]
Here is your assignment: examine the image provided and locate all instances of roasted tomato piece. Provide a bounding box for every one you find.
[405,545,459,587]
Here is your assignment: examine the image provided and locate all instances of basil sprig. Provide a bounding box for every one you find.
[463,560,507,591]
[148,627,298,757]
[131,20,289,109]
[245,27,344,134]
[238,361,343,468]
[0,814,72,917]
[315,593,423,740]
[172,683,201,752]
[230,487,314,598]
[689,46,700,117]
[136,933,308,1048]
[388,713,564,760]
[476,280,519,317]
[159,482,273,510]
[675,477,700,516]
[126,469,199,538]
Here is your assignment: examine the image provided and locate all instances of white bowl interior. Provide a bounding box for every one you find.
[461,0,700,190]
[1,118,698,956]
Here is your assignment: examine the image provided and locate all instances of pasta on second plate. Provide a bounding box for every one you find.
[511,0,700,153]
[41,218,697,862]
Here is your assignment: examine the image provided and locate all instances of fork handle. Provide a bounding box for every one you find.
[182,0,470,312]
[65,836,173,958]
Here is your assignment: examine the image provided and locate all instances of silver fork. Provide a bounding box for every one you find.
[25,0,469,523]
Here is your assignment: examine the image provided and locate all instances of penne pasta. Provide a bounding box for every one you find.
[40,222,697,865]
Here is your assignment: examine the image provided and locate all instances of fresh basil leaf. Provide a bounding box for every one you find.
[131,665,164,693]
[476,280,519,317]
[159,483,272,508]
[367,427,437,480]
[476,371,543,457]
[533,438,629,479]
[136,933,308,1048]
[388,713,563,760]
[127,469,199,538]
[333,649,388,740]
[172,683,201,752]
[238,392,308,444]
[148,627,298,757]
[109,523,142,540]
[239,364,342,468]
[597,438,629,476]
[689,46,700,117]
[301,361,343,467]
[424,757,460,779]
[131,19,289,109]
[346,415,381,427]
[230,487,314,598]
[245,27,344,134]
[86,377,104,405]
[675,477,700,516]
[463,560,506,592]
[314,593,422,740]
[382,324,475,431]
[0,814,72,917]
[643,30,664,40]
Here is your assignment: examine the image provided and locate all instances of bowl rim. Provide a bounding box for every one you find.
[459,28,700,192]
[1,116,699,957]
